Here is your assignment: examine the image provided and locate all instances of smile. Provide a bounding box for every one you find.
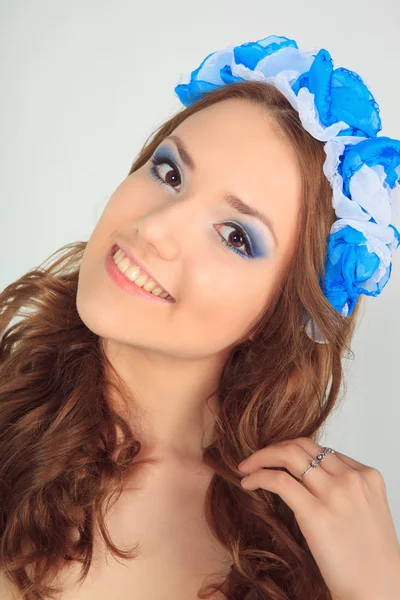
[110,246,174,301]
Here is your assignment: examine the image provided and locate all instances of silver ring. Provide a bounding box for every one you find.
[299,446,336,484]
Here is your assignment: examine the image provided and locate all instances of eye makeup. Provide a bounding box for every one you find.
[148,144,270,260]
[215,221,268,259]
[235,222,269,259]
[150,147,183,190]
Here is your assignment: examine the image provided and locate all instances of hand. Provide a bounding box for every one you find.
[237,437,400,600]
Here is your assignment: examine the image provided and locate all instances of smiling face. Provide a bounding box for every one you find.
[77,98,303,359]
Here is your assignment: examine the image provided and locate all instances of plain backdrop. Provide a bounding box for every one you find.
[1,1,399,537]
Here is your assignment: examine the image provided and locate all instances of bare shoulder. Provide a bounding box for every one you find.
[0,570,21,600]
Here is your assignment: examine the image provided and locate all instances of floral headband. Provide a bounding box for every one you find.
[173,35,400,344]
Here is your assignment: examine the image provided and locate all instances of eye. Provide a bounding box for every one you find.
[150,153,182,192]
[215,223,254,259]
[150,151,255,260]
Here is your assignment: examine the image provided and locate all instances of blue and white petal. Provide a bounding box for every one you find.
[255,45,315,78]
[295,87,349,141]
[349,164,393,226]
[323,136,367,185]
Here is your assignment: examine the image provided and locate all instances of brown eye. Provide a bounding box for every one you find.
[150,155,182,191]
[215,223,253,258]
[228,230,245,248]
[157,163,181,188]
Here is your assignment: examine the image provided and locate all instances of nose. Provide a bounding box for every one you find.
[133,196,191,261]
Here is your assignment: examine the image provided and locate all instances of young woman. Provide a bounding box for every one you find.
[1,35,400,600]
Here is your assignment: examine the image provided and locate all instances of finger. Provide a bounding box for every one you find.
[241,467,320,517]
[239,442,332,497]
[288,437,352,476]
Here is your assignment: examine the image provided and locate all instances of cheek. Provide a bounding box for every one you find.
[182,259,269,337]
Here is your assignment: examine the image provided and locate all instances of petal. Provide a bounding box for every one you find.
[234,35,298,71]
[340,137,400,198]
[305,48,333,126]
[323,136,367,184]
[296,87,349,141]
[331,174,372,220]
[255,45,313,78]
[329,68,382,137]
[349,164,392,226]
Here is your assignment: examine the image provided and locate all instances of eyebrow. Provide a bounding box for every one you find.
[164,134,279,248]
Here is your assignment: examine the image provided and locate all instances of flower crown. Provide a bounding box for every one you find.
[173,35,400,344]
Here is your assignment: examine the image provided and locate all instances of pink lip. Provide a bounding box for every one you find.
[105,246,175,304]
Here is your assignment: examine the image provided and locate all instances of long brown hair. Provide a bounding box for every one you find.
[0,81,361,599]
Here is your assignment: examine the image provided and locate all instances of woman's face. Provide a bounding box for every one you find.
[77,98,302,358]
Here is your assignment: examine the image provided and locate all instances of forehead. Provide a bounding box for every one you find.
[171,99,303,256]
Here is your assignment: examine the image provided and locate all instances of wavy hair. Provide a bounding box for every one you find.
[0,81,361,599]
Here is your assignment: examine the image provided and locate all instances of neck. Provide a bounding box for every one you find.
[101,337,232,463]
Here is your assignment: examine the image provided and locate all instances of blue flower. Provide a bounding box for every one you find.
[175,36,382,140]
[291,48,381,138]
[232,35,298,70]
[174,35,299,107]
[339,136,400,199]
[322,225,398,316]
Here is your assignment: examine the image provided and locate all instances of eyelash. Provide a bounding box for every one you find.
[149,152,254,259]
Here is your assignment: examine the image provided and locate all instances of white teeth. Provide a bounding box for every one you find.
[134,273,148,288]
[117,257,131,274]
[142,279,158,292]
[125,264,141,282]
[114,248,124,264]
[151,287,163,296]
[112,246,174,300]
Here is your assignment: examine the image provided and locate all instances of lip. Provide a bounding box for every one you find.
[113,240,173,299]
[105,244,175,303]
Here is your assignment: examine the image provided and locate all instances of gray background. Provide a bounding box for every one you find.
[1,1,399,535]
